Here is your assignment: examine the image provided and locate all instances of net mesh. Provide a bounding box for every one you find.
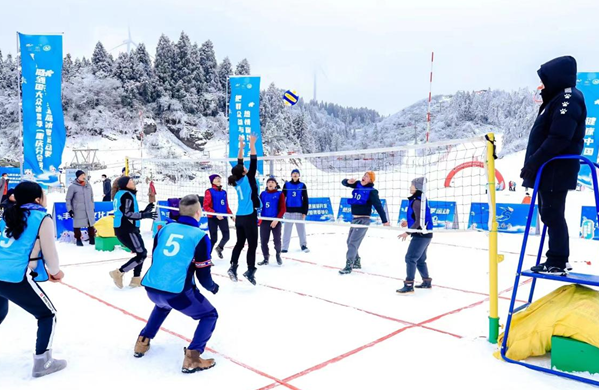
[129,136,492,232]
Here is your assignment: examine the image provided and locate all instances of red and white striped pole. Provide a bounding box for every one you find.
[426,51,434,143]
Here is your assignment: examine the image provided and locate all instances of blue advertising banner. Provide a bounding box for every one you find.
[337,198,389,225]
[157,200,208,231]
[398,200,458,230]
[0,167,21,190]
[229,76,264,174]
[306,197,335,222]
[19,34,66,187]
[580,206,599,240]
[576,72,599,188]
[468,203,539,235]
[53,201,113,239]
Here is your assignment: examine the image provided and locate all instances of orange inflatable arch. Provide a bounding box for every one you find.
[444,161,505,190]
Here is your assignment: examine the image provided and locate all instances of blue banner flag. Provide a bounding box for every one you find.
[580,206,599,240]
[576,72,599,188]
[398,200,459,229]
[468,203,539,235]
[19,34,66,187]
[306,197,335,222]
[229,76,264,174]
[53,201,113,239]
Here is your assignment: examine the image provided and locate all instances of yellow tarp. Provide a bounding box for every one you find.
[95,215,116,238]
[495,284,599,361]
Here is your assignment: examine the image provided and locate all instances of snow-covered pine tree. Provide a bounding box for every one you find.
[199,40,219,92]
[235,58,250,75]
[91,42,113,78]
[133,43,156,104]
[154,34,176,98]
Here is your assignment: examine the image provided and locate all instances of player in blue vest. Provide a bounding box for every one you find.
[203,174,233,259]
[227,135,261,285]
[133,194,219,373]
[109,176,157,289]
[258,176,286,266]
[339,171,390,274]
[397,177,434,294]
[0,181,67,378]
[282,169,310,253]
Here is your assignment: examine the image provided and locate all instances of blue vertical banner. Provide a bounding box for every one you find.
[19,33,66,187]
[577,72,599,188]
[229,76,264,174]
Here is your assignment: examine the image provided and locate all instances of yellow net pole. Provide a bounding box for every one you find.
[486,133,500,343]
[125,157,130,177]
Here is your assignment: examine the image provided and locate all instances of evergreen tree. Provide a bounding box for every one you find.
[216,57,233,112]
[235,58,250,75]
[133,43,156,103]
[63,53,74,81]
[91,42,113,77]
[199,40,219,92]
[154,34,176,98]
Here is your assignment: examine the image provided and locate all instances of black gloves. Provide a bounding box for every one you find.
[143,203,155,213]
[211,283,219,295]
[520,165,537,182]
[68,210,74,218]
[141,211,158,220]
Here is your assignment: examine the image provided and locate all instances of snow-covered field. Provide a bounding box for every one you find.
[3,140,599,389]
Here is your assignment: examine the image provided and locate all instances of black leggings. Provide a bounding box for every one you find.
[116,230,148,277]
[0,272,57,355]
[208,217,230,252]
[230,211,258,271]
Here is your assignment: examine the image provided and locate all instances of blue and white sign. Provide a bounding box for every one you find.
[306,197,335,222]
[580,206,599,240]
[53,201,113,239]
[157,200,209,232]
[19,34,66,187]
[398,200,458,229]
[0,167,21,190]
[468,203,539,235]
[229,76,265,174]
[577,72,599,188]
[337,198,389,225]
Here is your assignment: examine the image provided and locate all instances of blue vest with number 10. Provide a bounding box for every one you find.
[0,210,50,283]
[209,188,228,214]
[260,191,282,218]
[142,222,207,294]
[348,183,372,205]
[407,196,433,231]
[114,190,140,228]
[286,182,304,208]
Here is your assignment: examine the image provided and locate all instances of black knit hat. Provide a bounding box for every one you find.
[75,170,85,179]
[118,176,132,190]
[267,176,278,185]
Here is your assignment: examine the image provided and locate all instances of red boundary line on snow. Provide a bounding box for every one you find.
[211,272,462,339]
[256,277,534,390]
[58,281,301,390]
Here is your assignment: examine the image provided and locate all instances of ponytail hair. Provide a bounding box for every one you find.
[228,164,245,187]
[4,181,44,240]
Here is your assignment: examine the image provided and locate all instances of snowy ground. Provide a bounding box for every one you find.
[2,217,599,389]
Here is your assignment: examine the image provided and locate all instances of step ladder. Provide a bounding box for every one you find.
[501,155,599,386]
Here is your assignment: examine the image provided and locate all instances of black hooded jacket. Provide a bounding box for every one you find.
[522,56,587,191]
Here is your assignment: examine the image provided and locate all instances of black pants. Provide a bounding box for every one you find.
[116,229,148,277]
[0,272,57,355]
[539,190,569,267]
[74,227,96,241]
[102,194,111,202]
[260,221,282,259]
[208,217,230,252]
[230,211,258,271]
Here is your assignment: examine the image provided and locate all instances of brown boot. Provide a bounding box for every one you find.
[134,336,151,358]
[182,347,215,373]
[109,269,124,289]
[129,277,142,288]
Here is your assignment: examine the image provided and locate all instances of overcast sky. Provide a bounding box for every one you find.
[1,0,598,115]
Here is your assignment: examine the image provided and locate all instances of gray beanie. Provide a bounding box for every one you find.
[411,177,426,191]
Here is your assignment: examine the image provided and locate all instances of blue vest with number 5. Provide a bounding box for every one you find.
[142,222,207,293]
[209,188,228,214]
[348,183,372,206]
[286,182,304,208]
[260,191,282,218]
[0,210,49,283]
